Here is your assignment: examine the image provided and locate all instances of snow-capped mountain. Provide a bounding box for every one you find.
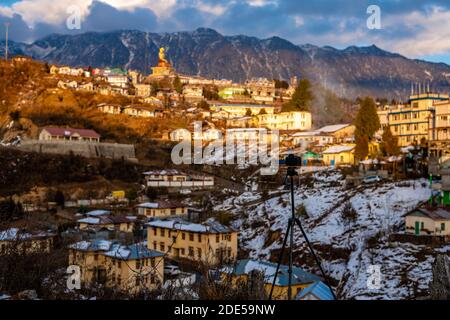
[7,28,450,99]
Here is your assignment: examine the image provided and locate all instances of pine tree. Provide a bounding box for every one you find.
[282,79,313,112]
[173,75,183,94]
[380,126,400,156]
[354,97,380,140]
[354,97,380,161]
[355,134,369,161]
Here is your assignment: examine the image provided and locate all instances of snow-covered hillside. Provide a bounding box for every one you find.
[213,170,449,300]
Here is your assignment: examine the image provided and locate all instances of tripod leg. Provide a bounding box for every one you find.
[294,218,337,300]
[269,220,291,300]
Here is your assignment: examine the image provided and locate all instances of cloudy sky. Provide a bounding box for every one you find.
[1,0,450,64]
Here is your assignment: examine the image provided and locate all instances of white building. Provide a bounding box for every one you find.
[143,170,214,188]
[257,111,312,131]
[107,75,129,88]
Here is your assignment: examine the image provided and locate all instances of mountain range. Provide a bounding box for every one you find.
[2,28,450,99]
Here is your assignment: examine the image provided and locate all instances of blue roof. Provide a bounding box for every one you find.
[226,259,321,286]
[86,210,111,217]
[296,281,335,300]
[69,240,164,261]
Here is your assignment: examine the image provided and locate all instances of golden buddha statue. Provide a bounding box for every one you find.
[158,47,168,64]
[150,47,175,77]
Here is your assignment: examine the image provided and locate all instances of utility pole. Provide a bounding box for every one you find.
[4,22,10,61]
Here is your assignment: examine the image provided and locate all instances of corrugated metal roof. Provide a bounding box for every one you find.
[225,259,320,287]
[296,281,335,300]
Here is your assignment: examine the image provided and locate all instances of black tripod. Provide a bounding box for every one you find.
[269,166,337,300]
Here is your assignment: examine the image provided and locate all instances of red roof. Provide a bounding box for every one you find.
[43,127,100,139]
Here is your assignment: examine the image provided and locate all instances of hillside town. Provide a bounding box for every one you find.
[1,43,450,303]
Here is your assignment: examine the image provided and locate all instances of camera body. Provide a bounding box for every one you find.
[285,154,302,167]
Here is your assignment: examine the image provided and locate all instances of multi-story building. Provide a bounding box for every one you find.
[134,84,152,98]
[107,75,129,88]
[137,200,188,218]
[291,131,334,148]
[377,93,449,147]
[77,215,137,233]
[0,228,55,255]
[143,170,214,189]
[245,78,276,104]
[257,111,312,131]
[147,219,238,265]
[68,240,164,293]
[211,103,275,118]
[183,86,204,102]
[429,100,450,158]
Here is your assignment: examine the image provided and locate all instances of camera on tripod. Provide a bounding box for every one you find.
[283,154,302,177]
[284,154,302,167]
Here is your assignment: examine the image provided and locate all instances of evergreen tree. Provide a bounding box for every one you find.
[282,79,313,112]
[354,97,380,161]
[354,97,380,140]
[173,76,183,94]
[380,126,400,156]
[197,100,210,111]
[354,134,369,161]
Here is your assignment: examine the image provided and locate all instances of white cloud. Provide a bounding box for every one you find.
[381,7,450,57]
[198,3,227,16]
[294,15,304,27]
[247,0,278,7]
[0,6,14,18]
[11,0,92,26]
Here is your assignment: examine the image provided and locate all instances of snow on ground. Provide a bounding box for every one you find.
[214,170,445,300]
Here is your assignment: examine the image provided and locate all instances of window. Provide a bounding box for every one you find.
[441,223,446,231]
[216,235,220,243]
[153,228,157,236]
[182,233,186,240]
[189,247,194,257]
[136,261,141,269]
[180,248,185,255]
[198,234,202,242]
[117,261,121,268]
[197,248,202,258]
[189,233,194,241]
[94,254,98,261]
[171,208,176,215]
[151,258,155,267]
[160,229,165,237]
[160,243,165,251]
[421,222,425,230]
[150,275,155,284]
[153,241,157,250]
